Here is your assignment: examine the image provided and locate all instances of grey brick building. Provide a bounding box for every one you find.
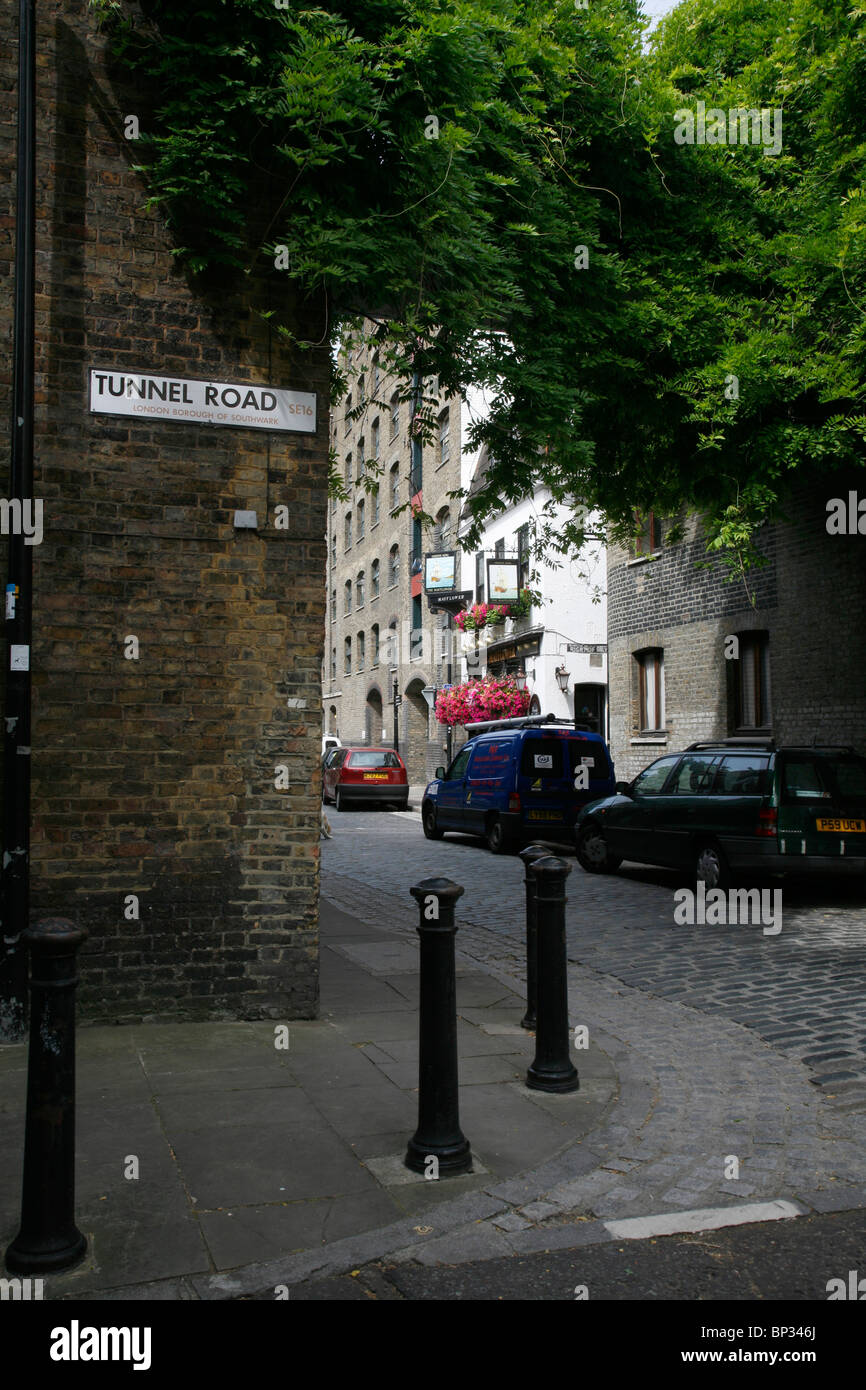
[607,474,866,781]
[324,327,464,785]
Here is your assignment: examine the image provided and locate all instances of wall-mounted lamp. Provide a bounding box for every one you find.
[513,669,528,691]
[555,664,570,694]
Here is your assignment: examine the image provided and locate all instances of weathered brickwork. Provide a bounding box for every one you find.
[324,324,465,784]
[0,3,329,1021]
[609,476,866,781]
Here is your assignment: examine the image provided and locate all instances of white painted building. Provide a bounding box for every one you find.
[454,429,609,740]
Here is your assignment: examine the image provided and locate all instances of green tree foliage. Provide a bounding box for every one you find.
[94,0,865,575]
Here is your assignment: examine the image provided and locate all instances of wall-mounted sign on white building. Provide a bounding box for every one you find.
[89,368,316,433]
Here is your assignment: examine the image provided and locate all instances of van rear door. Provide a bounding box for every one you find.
[518,733,574,831]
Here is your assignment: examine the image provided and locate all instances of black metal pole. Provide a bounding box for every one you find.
[518,844,552,1030]
[445,613,453,765]
[405,878,472,1176]
[392,674,399,755]
[1,0,37,1043]
[5,919,88,1273]
[526,857,579,1093]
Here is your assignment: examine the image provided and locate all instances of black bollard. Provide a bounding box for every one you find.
[405,878,472,1176]
[5,918,88,1273]
[518,844,553,1030]
[526,858,579,1094]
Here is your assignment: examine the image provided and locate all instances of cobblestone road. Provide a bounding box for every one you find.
[318,808,866,1243]
[322,809,866,1110]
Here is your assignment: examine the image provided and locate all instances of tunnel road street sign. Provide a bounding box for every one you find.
[89,368,316,433]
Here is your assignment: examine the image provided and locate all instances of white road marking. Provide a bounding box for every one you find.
[604,1198,804,1241]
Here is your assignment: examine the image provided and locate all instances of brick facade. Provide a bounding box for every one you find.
[608,475,866,781]
[0,3,329,1022]
[324,325,464,784]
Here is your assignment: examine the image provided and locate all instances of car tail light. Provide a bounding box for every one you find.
[508,792,521,812]
[756,806,777,837]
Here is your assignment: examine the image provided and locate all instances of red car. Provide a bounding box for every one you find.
[322,747,409,812]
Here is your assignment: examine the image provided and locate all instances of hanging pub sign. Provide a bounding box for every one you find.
[424,551,458,594]
[89,368,316,433]
[486,557,520,604]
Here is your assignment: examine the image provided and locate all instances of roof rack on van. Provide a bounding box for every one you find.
[684,737,776,751]
[463,713,594,736]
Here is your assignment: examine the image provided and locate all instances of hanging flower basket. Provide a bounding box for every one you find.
[454,602,508,632]
[454,591,536,630]
[434,675,531,727]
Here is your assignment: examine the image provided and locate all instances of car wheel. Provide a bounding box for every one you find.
[485,816,513,855]
[695,841,729,891]
[335,788,348,812]
[422,804,443,840]
[576,823,622,874]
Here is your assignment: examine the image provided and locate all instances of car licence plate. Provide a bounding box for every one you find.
[364,773,388,781]
[527,810,561,821]
[816,817,866,832]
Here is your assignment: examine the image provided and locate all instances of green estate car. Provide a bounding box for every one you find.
[574,739,866,889]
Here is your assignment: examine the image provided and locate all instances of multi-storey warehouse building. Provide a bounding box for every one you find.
[323,329,467,785]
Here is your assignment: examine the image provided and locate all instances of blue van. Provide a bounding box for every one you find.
[421,715,616,853]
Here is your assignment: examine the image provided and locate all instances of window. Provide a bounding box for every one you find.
[436,508,452,550]
[411,595,423,658]
[445,747,472,781]
[371,418,380,462]
[715,755,771,797]
[411,514,423,573]
[438,408,450,466]
[389,544,400,587]
[357,438,365,482]
[344,580,352,615]
[372,484,380,527]
[371,558,380,599]
[517,523,530,589]
[635,649,665,732]
[344,636,352,675]
[357,631,365,670]
[357,498,365,541]
[344,511,352,550]
[387,620,398,665]
[631,754,680,796]
[389,463,400,510]
[633,509,663,556]
[494,538,505,560]
[344,393,352,432]
[735,632,771,730]
[330,648,336,683]
[330,534,336,566]
[356,571,365,607]
[358,372,365,407]
[667,754,720,795]
[475,551,485,603]
[520,738,563,779]
[350,750,403,770]
[371,624,380,667]
[330,589,336,623]
[344,453,352,486]
[390,393,400,439]
[372,355,380,396]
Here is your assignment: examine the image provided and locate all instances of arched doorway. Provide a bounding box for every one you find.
[405,676,432,784]
[365,686,383,745]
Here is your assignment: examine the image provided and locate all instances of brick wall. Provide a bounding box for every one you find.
[608,477,866,781]
[0,3,329,1021]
